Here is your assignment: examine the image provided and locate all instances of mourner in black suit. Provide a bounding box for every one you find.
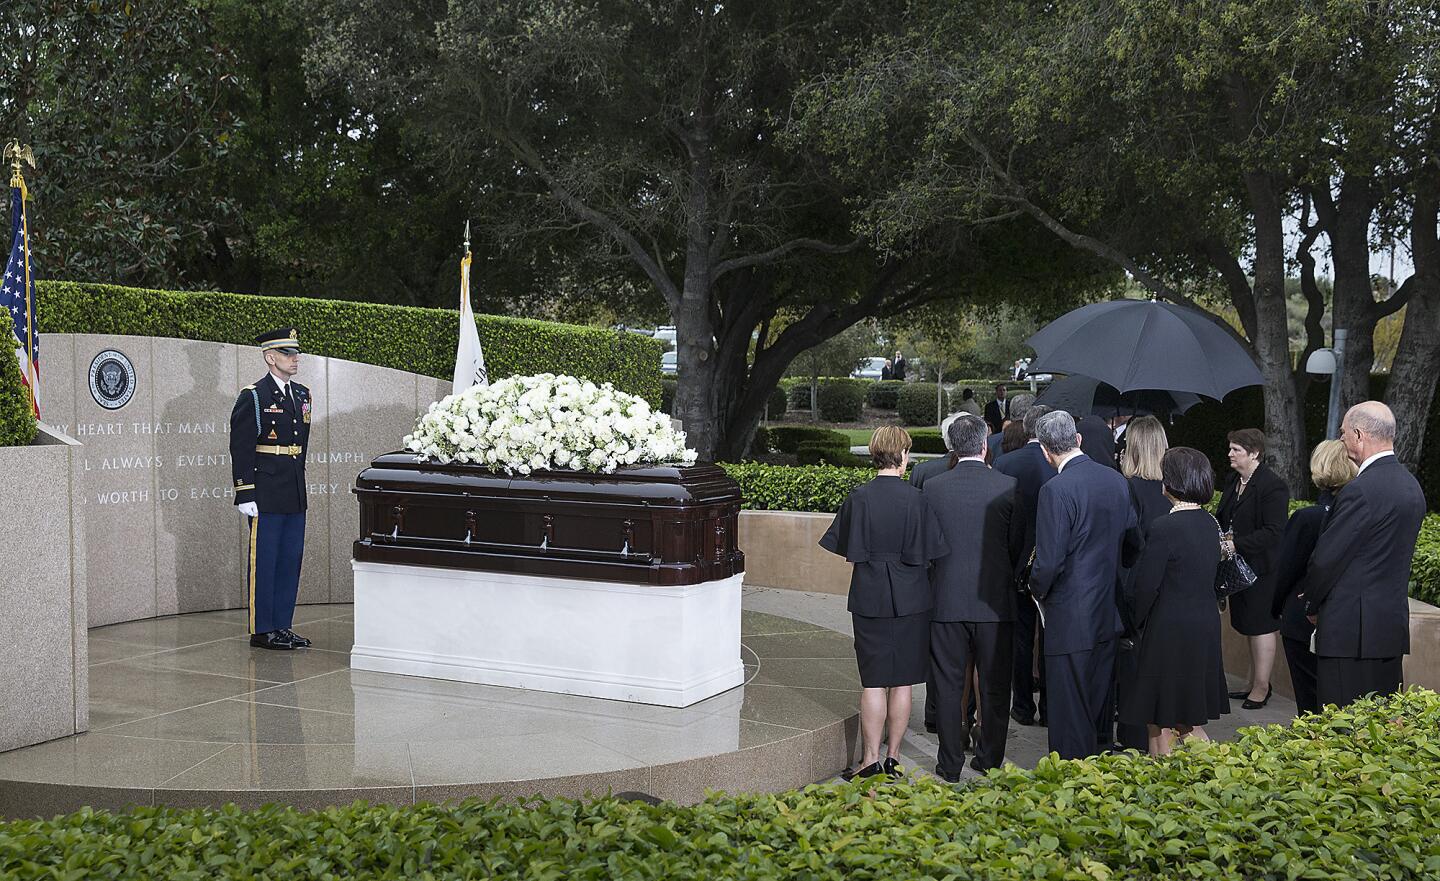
[892,352,907,381]
[1302,403,1426,708]
[1076,413,1118,470]
[1028,411,1139,759]
[821,427,950,780]
[909,413,959,491]
[230,327,314,651]
[1217,429,1290,708]
[1270,441,1358,716]
[983,384,1010,436]
[1120,447,1229,755]
[923,414,1025,778]
[993,403,1057,726]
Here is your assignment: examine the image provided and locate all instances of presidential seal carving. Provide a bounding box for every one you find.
[88,349,137,410]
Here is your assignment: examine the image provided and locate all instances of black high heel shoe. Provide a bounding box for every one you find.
[1241,685,1273,710]
[882,757,903,779]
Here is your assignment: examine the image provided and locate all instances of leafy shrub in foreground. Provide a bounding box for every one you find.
[0,339,36,447]
[3,691,1439,880]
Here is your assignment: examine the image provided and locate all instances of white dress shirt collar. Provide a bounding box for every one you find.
[270,374,290,397]
[956,454,986,465]
[1358,449,1395,474]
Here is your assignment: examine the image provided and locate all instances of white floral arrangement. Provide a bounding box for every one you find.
[404,373,697,474]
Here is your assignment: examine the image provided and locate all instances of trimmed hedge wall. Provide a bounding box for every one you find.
[816,379,866,422]
[897,382,950,426]
[0,341,37,447]
[5,692,1439,880]
[864,379,906,410]
[767,426,848,454]
[37,281,665,405]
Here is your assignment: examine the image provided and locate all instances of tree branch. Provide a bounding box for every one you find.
[494,131,683,309]
[712,235,864,279]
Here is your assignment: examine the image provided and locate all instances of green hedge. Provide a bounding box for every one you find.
[766,385,787,420]
[816,379,866,422]
[37,281,665,405]
[5,691,1439,880]
[720,461,875,511]
[897,382,949,426]
[795,440,863,467]
[864,379,906,410]
[0,342,37,447]
[767,426,848,454]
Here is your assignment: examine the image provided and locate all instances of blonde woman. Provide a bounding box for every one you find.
[1114,414,1170,750]
[1268,440,1359,714]
[821,426,950,779]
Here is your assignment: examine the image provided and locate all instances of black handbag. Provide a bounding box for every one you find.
[1210,513,1258,599]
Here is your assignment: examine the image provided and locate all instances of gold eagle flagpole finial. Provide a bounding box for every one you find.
[5,140,36,189]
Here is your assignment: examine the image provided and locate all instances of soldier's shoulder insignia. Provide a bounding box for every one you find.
[243,384,256,391]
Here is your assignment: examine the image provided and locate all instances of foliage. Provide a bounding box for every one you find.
[897,382,951,426]
[795,440,864,467]
[37,282,664,404]
[6,692,1440,879]
[750,426,771,455]
[765,386,787,420]
[911,434,948,455]
[785,321,881,383]
[0,345,37,447]
[719,461,874,511]
[815,380,866,423]
[864,380,906,410]
[766,426,850,455]
[660,379,677,415]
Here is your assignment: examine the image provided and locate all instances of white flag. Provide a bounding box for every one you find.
[452,251,488,395]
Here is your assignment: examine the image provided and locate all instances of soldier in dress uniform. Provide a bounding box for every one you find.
[231,327,313,650]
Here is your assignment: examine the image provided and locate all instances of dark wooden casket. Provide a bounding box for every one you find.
[352,453,744,586]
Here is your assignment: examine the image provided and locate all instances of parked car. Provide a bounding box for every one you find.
[660,350,678,376]
[1015,357,1052,383]
[851,356,888,380]
[653,326,678,349]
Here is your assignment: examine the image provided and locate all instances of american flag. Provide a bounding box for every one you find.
[3,179,38,417]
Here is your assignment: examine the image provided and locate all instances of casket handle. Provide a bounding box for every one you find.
[390,504,405,541]
[621,519,634,557]
[464,510,476,546]
[540,514,554,552]
[714,522,727,561]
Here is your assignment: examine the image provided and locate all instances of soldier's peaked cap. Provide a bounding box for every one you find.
[256,327,301,355]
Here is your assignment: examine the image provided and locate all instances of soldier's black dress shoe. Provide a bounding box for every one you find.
[281,629,311,648]
[249,631,294,650]
[935,764,962,784]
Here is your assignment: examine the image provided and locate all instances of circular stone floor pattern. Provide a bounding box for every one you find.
[0,604,860,817]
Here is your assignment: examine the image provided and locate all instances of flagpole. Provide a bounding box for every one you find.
[6,140,36,416]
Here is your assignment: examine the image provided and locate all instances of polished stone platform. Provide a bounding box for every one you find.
[0,597,859,818]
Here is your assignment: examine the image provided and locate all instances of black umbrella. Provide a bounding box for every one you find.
[1025,299,1263,399]
[1036,374,1203,418]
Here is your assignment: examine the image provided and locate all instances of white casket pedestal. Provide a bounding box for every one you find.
[350,563,743,707]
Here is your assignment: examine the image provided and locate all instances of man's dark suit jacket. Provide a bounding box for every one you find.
[993,441,1057,566]
[923,460,1025,622]
[908,454,953,489]
[1029,454,1138,655]
[984,397,1009,435]
[1077,414,1118,469]
[1303,454,1425,659]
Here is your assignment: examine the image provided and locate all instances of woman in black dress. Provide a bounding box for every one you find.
[1121,447,1229,755]
[1217,428,1290,709]
[1113,415,1170,751]
[821,426,950,780]
[1269,440,1358,715]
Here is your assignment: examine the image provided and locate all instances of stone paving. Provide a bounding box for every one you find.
[743,586,1298,782]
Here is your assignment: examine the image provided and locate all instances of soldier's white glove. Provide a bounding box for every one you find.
[238,501,259,518]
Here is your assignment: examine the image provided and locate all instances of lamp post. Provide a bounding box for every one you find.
[1305,328,1348,439]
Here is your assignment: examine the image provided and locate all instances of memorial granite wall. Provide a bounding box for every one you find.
[44,334,450,627]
